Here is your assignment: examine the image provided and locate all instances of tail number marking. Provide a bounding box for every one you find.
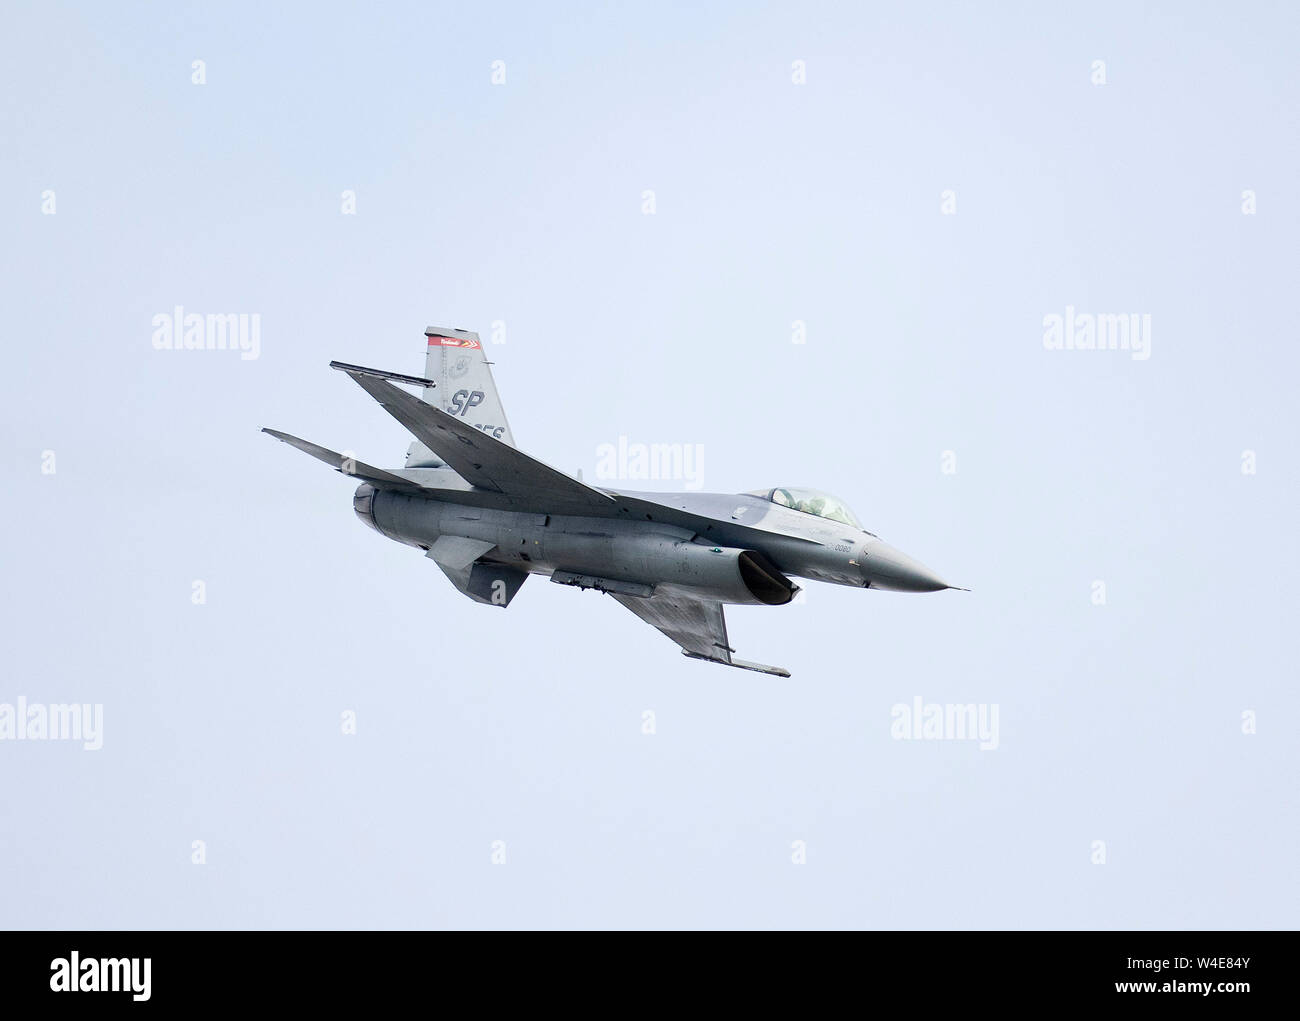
[449,390,505,437]
[450,390,485,416]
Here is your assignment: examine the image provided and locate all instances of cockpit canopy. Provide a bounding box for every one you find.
[745,487,862,528]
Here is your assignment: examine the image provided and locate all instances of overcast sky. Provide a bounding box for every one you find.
[2,0,1296,929]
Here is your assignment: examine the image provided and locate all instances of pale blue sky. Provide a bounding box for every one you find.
[1,0,1296,928]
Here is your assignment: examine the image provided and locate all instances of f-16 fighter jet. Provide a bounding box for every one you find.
[264,327,962,676]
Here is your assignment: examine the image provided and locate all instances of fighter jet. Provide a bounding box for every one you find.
[264,326,962,676]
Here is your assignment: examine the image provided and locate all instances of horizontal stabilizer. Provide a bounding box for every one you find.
[261,428,426,493]
[329,360,436,389]
[338,365,617,514]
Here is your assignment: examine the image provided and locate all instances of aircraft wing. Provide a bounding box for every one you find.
[610,590,790,677]
[336,364,617,515]
[262,428,427,493]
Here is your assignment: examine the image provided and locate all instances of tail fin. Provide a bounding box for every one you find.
[405,326,516,467]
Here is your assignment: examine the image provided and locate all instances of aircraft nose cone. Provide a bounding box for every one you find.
[861,540,951,592]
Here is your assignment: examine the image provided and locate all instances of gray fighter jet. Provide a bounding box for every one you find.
[264,326,962,676]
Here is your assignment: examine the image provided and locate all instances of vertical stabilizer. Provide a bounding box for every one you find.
[405,326,516,467]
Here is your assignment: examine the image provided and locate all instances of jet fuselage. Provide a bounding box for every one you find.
[355,481,951,603]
